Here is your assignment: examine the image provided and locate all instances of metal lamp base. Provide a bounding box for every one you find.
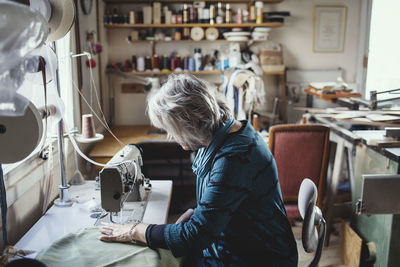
[54,198,73,207]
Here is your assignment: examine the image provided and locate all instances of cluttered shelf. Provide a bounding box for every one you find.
[107,69,285,75]
[105,22,284,28]
[104,0,284,3]
[304,82,362,103]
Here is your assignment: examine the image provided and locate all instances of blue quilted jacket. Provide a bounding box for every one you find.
[164,120,298,266]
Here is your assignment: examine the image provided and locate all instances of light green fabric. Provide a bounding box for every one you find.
[36,227,181,267]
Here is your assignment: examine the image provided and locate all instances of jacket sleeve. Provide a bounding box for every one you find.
[164,155,252,257]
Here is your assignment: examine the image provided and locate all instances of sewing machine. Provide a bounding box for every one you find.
[99,144,151,223]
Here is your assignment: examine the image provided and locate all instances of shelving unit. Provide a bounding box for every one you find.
[105,22,284,28]
[103,0,288,122]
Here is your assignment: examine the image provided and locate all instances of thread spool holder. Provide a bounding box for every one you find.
[53,51,92,206]
[53,65,73,207]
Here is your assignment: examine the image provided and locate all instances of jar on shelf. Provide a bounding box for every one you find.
[225,4,232,23]
[255,1,263,24]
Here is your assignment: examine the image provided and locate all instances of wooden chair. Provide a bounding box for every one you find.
[268,124,330,225]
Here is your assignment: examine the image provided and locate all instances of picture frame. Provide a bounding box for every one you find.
[313,6,347,53]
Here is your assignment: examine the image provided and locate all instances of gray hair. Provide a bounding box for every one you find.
[147,74,233,150]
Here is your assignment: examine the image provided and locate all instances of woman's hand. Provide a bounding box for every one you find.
[175,208,194,224]
[99,223,136,243]
[99,222,148,244]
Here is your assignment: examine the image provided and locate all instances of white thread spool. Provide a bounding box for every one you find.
[136,56,145,72]
[82,114,96,138]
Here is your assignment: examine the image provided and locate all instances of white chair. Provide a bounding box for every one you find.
[298,178,326,267]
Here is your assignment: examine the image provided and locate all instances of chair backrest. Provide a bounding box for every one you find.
[298,178,326,267]
[268,124,329,207]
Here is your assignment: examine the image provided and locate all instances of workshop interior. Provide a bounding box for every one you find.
[0,0,399,266]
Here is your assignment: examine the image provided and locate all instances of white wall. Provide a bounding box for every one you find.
[270,0,361,82]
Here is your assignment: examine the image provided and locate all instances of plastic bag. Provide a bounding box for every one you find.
[0,0,48,73]
[0,0,49,116]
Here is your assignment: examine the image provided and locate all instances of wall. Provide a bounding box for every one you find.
[270,0,361,83]
[2,141,75,248]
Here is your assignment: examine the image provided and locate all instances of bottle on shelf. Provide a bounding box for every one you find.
[202,8,210,24]
[171,11,177,24]
[236,8,243,24]
[243,9,249,23]
[255,1,264,24]
[176,11,183,24]
[112,9,118,24]
[216,2,224,24]
[183,4,188,24]
[189,5,196,23]
[129,11,135,24]
[209,4,215,25]
[225,4,232,24]
[182,27,190,40]
[249,5,256,23]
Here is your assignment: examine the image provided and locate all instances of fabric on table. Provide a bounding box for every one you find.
[36,227,181,267]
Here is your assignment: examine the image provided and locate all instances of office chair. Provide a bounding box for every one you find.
[268,124,330,224]
[298,178,326,267]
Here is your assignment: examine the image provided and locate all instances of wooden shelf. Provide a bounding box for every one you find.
[105,22,284,28]
[127,39,267,43]
[105,0,283,3]
[126,70,222,75]
[108,70,285,76]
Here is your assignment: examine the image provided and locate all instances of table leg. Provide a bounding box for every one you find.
[324,138,345,246]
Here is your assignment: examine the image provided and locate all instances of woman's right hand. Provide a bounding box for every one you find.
[175,208,194,224]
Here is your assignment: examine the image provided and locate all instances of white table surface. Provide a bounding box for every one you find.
[15,180,172,253]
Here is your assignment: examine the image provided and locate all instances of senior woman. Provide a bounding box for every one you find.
[100,74,298,266]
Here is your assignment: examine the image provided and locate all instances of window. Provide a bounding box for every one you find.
[365,0,400,101]
[55,32,74,129]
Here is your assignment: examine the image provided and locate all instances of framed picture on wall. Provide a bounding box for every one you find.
[313,6,347,53]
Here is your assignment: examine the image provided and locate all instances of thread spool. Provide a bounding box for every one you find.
[152,54,160,71]
[175,55,182,72]
[145,56,152,71]
[188,57,195,71]
[131,55,137,71]
[82,114,96,139]
[170,57,176,72]
[136,56,145,72]
[183,56,189,70]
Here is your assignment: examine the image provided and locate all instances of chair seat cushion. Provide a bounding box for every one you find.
[285,204,301,219]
